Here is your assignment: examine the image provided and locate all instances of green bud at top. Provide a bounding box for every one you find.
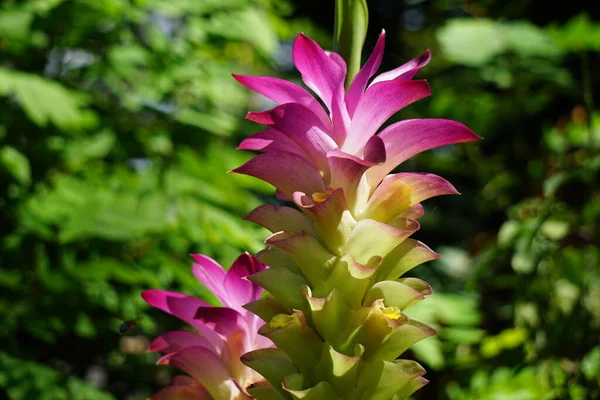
[334,0,369,87]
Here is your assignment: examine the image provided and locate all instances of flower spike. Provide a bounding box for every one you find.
[143,253,273,399]
[232,31,480,400]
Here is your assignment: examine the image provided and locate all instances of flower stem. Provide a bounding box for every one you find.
[334,0,368,88]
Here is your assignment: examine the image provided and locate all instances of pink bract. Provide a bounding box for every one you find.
[233,31,480,209]
[142,253,273,400]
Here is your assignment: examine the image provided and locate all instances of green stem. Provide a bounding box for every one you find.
[334,0,369,89]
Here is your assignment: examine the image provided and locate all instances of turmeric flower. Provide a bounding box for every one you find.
[142,253,272,400]
[229,31,480,399]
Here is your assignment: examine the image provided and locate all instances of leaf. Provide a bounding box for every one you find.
[497,220,521,247]
[548,13,600,52]
[142,0,247,16]
[554,279,580,314]
[206,7,279,57]
[58,191,168,243]
[480,328,528,358]
[581,346,600,381]
[108,44,151,74]
[437,19,506,66]
[63,130,116,167]
[435,246,472,279]
[410,336,444,369]
[443,326,486,345]
[437,19,561,67]
[0,269,23,289]
[0,352,115,400]
[25,0,66,14]
[0,8,34,41]
[539,220,570,240]
[74,313,96,338]
[0,146,31,185]
[503,22,562,58]
[0,68,93,130]
[174,108,238,136]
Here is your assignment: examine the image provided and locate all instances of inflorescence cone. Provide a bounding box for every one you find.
[231,30,480,400]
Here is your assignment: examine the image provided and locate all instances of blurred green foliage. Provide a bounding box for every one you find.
[0,0,312,397]
[393,5,600,399]
[0,0,599,398]
[0,353,114,400]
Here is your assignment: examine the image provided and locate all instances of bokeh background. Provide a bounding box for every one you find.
[1,0,598,399]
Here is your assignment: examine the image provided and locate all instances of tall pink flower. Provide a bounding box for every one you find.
[227,32,481,399]
[142,253,273,400]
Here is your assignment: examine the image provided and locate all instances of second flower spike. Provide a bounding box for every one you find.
[142,253,273,400]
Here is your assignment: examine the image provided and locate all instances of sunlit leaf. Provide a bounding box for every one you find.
[0,146,31,185]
